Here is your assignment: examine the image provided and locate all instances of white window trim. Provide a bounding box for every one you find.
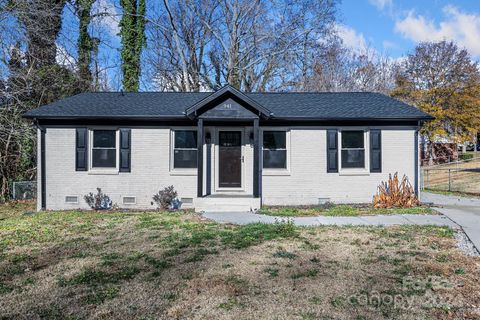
[169,128,198,176]
[88,128,120,175]
[261,128,291,176]
[338,128,370,175]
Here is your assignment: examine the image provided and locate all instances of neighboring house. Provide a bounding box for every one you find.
[23,85,432,212]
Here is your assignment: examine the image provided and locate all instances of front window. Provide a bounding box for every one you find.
[263,131,287,169]
[174,130,197,168]
[341,130,365,169]
[92,130,116,168]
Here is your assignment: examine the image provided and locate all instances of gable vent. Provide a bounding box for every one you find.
[123,196,136,205]
[65,196,79,204]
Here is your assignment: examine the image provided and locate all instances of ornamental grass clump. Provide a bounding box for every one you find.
[373,173,419,208]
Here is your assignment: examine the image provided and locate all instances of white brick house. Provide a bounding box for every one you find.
[24,85,432,212]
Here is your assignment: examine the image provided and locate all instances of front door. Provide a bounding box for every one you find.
[218,131,242,188]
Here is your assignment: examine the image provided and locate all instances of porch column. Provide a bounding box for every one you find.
[253,118,262,198]
[40,126,46,210]
[206,136,212,195]
[197,119,204,197]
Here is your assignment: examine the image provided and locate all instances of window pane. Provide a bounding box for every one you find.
[219,131,241,147]
[341,131,364,148]
[93,130,116,148]
[174,150,197,168]
[263,150,287,169]
[175,131,197,148]
[92,149,116,167]
[263,131,286,149]
[341,150,365,168]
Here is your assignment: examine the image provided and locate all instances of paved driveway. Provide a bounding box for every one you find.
[422,192,480,252]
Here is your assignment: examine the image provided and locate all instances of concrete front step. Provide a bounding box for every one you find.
[195,196,261,212]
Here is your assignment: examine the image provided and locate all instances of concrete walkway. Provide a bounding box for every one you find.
[202,192,480,252]
[202,211,457,227]
[421,192,480,252]
[421,192,480,207]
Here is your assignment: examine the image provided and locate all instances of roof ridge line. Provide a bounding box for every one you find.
[246,91,378,94]
[77,91,382,94]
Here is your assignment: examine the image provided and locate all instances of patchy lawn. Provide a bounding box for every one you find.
[1,201,479,319]
[257,204,436,217]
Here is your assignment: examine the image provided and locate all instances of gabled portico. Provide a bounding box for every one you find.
[184,85,272,207]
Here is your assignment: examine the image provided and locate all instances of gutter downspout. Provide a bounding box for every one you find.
[415,121,420,200]
[34,119,46,211]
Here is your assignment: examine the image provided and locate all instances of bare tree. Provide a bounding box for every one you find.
[0,43,36,202]
[8,0,66,69]
[304,38,397,94]
[0,0,82,201]
[146,0,215,91]
[146,0,338,92]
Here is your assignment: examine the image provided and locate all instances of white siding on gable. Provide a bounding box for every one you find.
[262,128,416,205]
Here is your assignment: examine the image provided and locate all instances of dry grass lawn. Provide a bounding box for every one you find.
[423,157,480,194]
[1,201,480,319]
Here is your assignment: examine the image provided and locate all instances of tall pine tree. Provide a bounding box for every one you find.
[119,0,146,91]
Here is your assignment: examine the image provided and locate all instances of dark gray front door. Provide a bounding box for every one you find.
[219,131,242,188]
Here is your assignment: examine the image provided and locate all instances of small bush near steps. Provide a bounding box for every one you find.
[152,185,178,210]
[84,188,112,210]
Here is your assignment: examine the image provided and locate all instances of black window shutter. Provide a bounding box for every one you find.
[76,128,88,171]
[370,129,382,173]
[327,129,338,173]
[119,128,131,172]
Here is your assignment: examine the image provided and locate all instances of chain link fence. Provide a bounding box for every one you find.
[12,181,37,200]
[421,156,480,194]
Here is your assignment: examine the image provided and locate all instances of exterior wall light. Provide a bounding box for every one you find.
[205,132,211,144]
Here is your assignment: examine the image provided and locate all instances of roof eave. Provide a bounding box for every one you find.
[269,115,434,121]
[22,114,190,121]
[23,115,434,122]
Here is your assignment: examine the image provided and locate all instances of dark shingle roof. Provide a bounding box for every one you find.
[23,91,432,121]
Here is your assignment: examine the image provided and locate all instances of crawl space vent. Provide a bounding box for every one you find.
[181,197,193,204]
[65,196,79,204]
[123,196,136,205]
